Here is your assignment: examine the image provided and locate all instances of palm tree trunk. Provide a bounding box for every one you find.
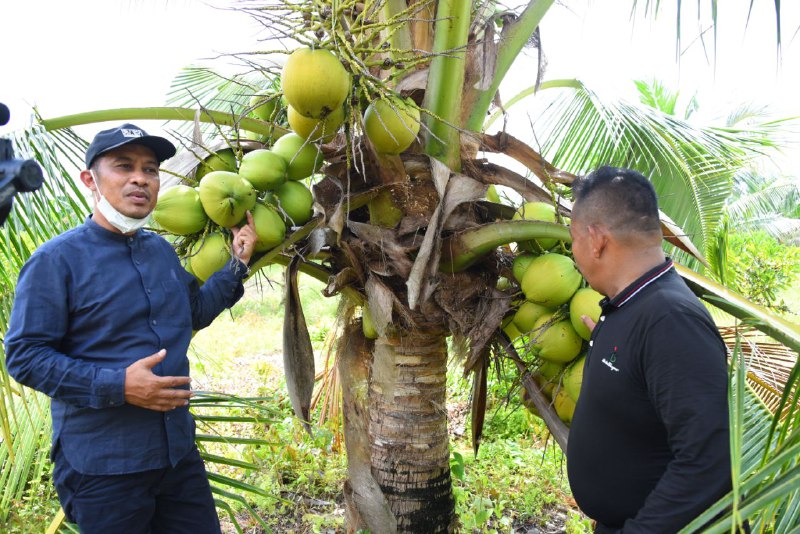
[368,326,454,532]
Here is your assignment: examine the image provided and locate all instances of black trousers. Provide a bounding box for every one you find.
[52,445,221,534]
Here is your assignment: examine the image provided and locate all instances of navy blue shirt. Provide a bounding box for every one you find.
[567,260,731,533]
[5,217,245,475]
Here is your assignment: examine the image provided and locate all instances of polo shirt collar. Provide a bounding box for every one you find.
[600,258,674,311]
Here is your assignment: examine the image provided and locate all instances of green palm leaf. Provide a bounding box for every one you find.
[0,126,88,524]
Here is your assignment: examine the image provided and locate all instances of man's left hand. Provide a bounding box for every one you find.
[232,211,257,264]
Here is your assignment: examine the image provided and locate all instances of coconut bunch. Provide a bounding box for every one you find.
[152,138,319,282]
[487,201,603,426]
[280,45,421,157]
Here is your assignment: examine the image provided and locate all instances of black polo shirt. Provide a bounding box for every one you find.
[567,259,731,533]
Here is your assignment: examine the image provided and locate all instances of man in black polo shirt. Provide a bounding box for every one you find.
[566,166,731,532]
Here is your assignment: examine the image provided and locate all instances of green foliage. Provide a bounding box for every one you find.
[726,231,800,313]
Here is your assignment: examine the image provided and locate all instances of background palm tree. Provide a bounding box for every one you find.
[1,1,799,532]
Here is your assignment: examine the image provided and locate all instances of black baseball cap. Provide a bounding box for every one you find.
[85,123,177,168]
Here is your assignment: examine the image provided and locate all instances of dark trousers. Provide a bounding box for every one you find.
[52,445,221,534]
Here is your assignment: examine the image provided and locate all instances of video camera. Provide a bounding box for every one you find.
[0,103,44,227]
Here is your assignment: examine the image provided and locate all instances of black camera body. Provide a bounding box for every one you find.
[0,103,44,226]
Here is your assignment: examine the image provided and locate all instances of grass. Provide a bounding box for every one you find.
[189,269,591,533]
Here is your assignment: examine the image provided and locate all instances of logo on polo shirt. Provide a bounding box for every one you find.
[121,128,144,138]
[602,346,620,372]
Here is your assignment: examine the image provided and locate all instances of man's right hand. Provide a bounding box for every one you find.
[124,349,192,411]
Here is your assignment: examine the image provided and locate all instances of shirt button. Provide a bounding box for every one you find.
[146,288,152,294]
[128,237,133,244]
[600,316,605,321]
[589,340,593,347]
[152,320,157,326]
[135,260,141,265]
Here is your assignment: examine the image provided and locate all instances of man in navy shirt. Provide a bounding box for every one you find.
[5,123,257,533]
[566,166,731,532]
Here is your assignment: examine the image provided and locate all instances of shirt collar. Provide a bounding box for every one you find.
[600,258,674,311]
[85,215,141,242]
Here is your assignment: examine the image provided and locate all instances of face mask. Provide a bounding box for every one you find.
[91,170,151,234]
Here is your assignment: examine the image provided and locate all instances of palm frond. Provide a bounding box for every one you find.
[164,66,282,143]
[531,82,769,268]
[0,125,89,522]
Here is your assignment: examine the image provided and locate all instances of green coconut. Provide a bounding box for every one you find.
[363,95,421,154]
[496,276,512,291]
[513,301,551,334]
[553,389,576,424]
[513,201,558,251]
[152,185,208,235]
[521,253,582,307]
[563,354,586,402]
[196,149,237,181]
[569,287,604,341]
[198,171,257,228]
[273,180,314,226]
[362,305,378,340]
[238,149,288,192]
[281,47,351,119]
[486,184,501,203]
[512,253,538,284]
[252,202,286,252]
[189,233,229,282]
[539,360,564,381]
[270,133,323,181]
[501,315,521,341]
[249,89,279,122]
[532,312,584,364]
[288,105,345,143]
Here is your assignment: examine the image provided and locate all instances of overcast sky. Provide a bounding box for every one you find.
[1,0,797,175]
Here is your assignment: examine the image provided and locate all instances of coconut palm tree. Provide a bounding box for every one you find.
[3,2,800,533]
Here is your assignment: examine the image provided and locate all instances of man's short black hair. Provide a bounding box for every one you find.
[571,166,661,236]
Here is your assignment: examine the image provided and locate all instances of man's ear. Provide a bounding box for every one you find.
[587,224,609,258]
[79,169,97,192]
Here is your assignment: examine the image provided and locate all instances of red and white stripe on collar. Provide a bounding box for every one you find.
[615,260,674,308]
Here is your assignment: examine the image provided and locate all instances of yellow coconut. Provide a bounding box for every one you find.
[362,305,378,340]
[569,287,604,341]
[553,389,576,424]
[364,95,421,154]
[501,315,522,341]
[288,105,345,143]
[521,253,582,307]
[563,354,586,403]
[281,47,351,119]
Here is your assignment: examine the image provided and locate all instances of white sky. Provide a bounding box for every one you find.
[1,0,798,175]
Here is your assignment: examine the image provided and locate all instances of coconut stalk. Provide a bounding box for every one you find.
[440,220,571,272]
[422,0,470,170]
